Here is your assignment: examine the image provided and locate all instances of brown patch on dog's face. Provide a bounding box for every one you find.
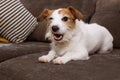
[58,6,83,29]
[37,9,53,22]
[37,6,83,30]
[67,6,83,20]
[58,8,76,29]
[37,9,54,36]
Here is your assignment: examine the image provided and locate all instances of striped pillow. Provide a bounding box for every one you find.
[0,0,37,43]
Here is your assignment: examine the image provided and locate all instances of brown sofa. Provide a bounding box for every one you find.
[0,0,120,80]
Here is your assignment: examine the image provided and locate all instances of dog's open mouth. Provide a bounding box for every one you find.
[53,33,63,41]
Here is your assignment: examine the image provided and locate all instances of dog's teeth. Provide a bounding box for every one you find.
[54,35,62,40]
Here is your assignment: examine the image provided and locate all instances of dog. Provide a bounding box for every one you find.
[37,6,113,64]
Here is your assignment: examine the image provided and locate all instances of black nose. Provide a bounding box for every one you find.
[52,25,59,32]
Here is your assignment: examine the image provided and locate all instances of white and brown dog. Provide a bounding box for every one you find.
[37,6,113,64]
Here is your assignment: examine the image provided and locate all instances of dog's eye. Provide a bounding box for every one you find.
[62,16,68,22]
[49,17,53,20]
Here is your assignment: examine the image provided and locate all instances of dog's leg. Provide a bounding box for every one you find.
[38,50,56,63]
[45,31,51,41]
[53,48,89,64]
[98,39,113,54]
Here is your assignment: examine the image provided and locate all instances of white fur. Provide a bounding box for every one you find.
[38,9,113,64]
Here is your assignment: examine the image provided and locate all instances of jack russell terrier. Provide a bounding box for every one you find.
[37,6,113,64]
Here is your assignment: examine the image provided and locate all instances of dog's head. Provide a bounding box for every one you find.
[37,6,83,42]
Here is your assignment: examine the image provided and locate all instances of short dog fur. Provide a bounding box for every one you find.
[37,6,113,64]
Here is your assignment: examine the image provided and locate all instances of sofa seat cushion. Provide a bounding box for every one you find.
[0,42,49,62]
[90,0,120,48]
[0,49,120,80]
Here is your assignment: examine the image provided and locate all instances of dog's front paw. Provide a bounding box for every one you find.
[53,57,69,65]
[38,55,51,63]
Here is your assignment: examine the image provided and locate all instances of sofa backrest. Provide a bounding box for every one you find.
[91,0,120,48]
[21,0,120,48]
[21,0,96,22]
[21,0,96,42]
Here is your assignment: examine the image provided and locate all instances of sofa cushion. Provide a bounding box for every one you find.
[0,42,49,62]
[0,0,37,43]
[0,49,120,80]
[90,0,120,48]
[21,0,96,22]
[27,21,48,42]
[21,0,96,42]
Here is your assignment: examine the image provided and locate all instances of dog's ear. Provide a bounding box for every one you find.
[37,8,52,22]
[68,6,83,20]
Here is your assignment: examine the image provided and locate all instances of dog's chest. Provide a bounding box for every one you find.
[53,42,69,56]
[54,41,78,56]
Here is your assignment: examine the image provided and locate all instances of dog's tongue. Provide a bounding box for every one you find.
[54,34,63,41]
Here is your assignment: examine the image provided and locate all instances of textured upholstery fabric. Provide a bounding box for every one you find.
[27,21,48,42]
[0,49,120,80]
[90,0,120,48]
[21,0,96,22]
[0,42,49,62]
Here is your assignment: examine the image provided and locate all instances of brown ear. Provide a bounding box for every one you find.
[37,8,51,22]
[68,6,83,20]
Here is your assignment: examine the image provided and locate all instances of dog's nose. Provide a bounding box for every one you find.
[52,25,59,32]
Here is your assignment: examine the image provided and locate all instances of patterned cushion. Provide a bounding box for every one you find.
[0,0,37,43]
